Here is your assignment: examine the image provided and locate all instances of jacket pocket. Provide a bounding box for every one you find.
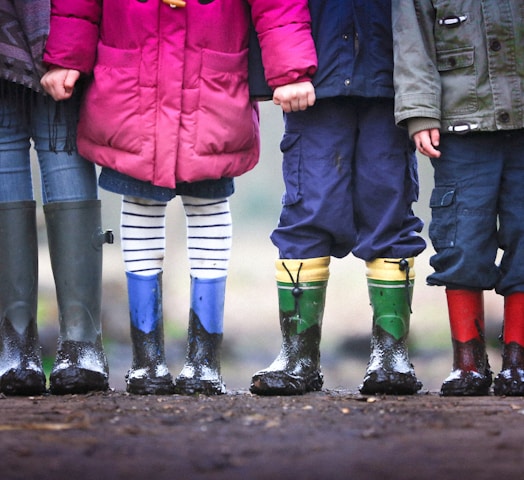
[280,132,302,206]
[429,186,456,249]
[437,47,478,115]
[195,48,256,155]
[83,43,143,155]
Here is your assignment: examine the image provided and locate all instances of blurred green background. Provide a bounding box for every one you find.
[32,102,505,393]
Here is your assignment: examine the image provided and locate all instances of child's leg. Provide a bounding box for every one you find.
[30,91,111,394]
[174,196,231,395]
[493,132,524,395]
[0,85,45,395]
[428,134,503,395]
[351,98,424,395]
[121,195,175,394]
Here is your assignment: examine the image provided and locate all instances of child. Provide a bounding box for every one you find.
[393,0,524,396]
[41,0,317,395]
[0,0,112,395]
[249,0,426,396]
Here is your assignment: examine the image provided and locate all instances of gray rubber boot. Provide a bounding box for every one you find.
[44,200,113,394]
[0,201,46,395]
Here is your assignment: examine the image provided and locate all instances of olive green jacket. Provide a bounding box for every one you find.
[392,0,524,138]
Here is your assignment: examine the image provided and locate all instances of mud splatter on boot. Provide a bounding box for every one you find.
[360,258,421,395]
[250,318,323,395]
[127,325,175,395]
[0,316,46,396]
[494,342,524,396]
[250,257,329,396]
[174,310,226,395]
[174,276,226,395]
[441,338,492,396]
[494,293,524,396]
[359,327,421,395]
[50,339,109,394]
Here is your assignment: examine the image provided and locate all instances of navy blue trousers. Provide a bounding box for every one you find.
[271,97,425,261]
[429,130,524,295]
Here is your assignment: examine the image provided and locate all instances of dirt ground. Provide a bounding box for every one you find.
[2,388,524,480]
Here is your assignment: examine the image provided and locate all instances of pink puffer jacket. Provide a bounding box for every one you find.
[44,0,317,188]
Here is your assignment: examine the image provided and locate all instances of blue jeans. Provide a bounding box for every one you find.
[271,97,426,261]
[428,130,524,295]
[0,85,97,204]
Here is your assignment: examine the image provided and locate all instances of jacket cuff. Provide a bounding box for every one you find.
[407,118,441,139]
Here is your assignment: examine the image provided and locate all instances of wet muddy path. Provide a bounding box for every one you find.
[1,389,523,480]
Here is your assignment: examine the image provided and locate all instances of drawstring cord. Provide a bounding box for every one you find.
[282,261,303,321]
[385,258,412,313]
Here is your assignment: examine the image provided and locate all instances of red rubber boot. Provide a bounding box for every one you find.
[494,292,524,396]
[440,289,492,396]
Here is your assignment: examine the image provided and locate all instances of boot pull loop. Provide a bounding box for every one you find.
[93,228,114,248]
[385,258,412,313]
[282,261,304,318]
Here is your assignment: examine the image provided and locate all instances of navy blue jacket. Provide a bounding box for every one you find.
[311,0,395,99]
[249,0,395,100]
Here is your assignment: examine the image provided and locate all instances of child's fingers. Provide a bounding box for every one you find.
[64,70,81,91]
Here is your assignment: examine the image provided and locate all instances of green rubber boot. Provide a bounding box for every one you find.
[45,200,113,394]
[250,257,329,395]
[0,201,46,395]
[359,257,422,395]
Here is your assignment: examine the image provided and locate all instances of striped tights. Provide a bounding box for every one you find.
[120,195,232,279]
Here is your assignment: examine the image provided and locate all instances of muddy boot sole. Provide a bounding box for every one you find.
[126,374,175,395]
[0,368,46,396]
[440,370,492,396]
[250,369,323,396]
[174,376,226,396]
[359,368,422,395]
[50,367,109,395]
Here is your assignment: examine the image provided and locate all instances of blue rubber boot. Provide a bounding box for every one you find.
[126,271,175,395]
[174,276,226,395]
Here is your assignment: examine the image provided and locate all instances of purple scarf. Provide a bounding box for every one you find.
[0,0,50,91]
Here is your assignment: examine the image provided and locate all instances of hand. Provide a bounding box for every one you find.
[273,81,315,113]
[40,68,81,101]
[413,128,441,158]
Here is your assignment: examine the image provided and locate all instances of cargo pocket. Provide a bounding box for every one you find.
[280,132,301,206]
[437,47,477,115]
[429,186,456,248]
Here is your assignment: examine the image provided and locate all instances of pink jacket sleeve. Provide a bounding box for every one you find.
[43,0,102,74]
[249,0,317,88]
